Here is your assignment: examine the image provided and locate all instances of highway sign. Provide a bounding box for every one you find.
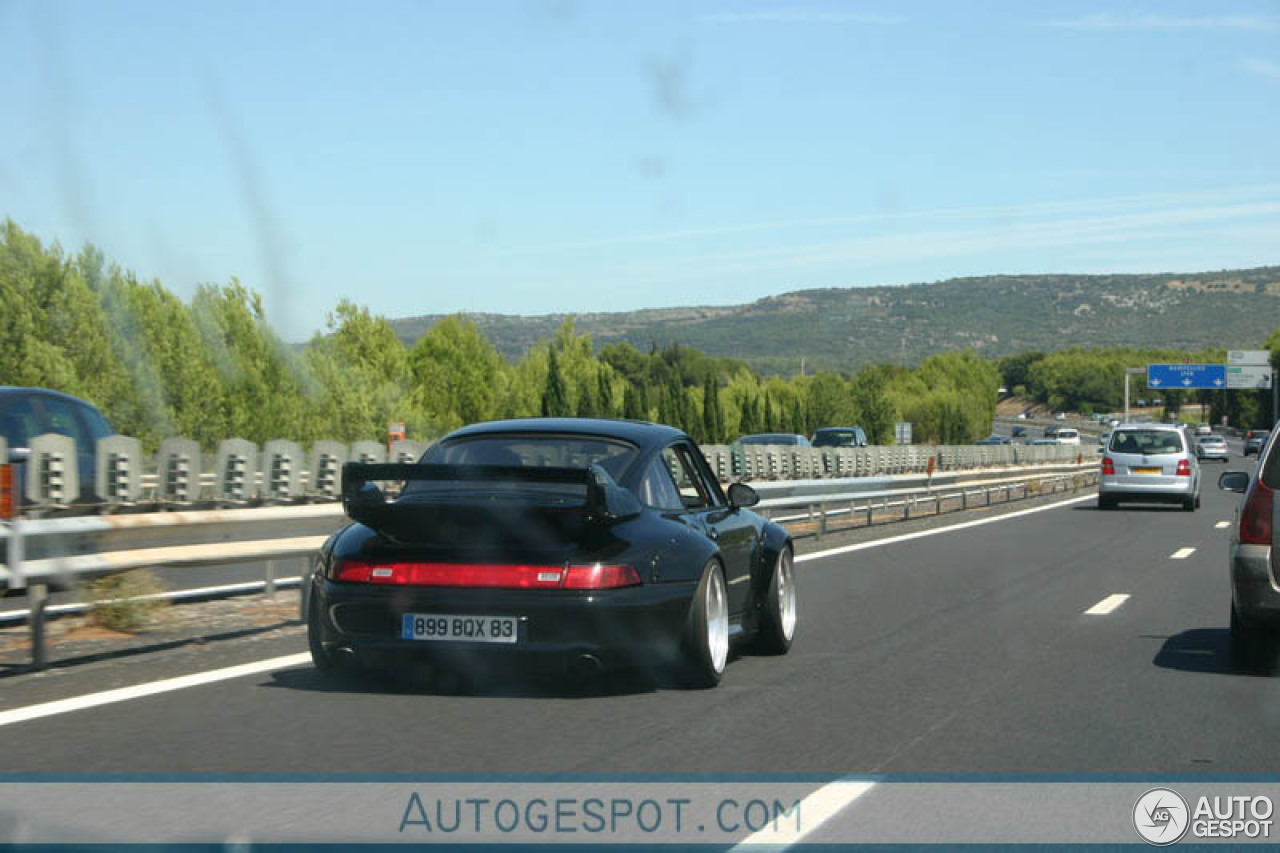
[1228,350,1270,366]
[1227,365,1274,390]
[1146,363,1226,390]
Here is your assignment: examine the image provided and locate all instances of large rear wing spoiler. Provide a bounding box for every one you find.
[340,462,641,530]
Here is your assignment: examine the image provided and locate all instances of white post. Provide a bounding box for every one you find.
[8,515,23,591]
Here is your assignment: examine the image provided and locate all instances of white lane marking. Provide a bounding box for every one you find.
[1171,547,1197,560]
[1216,521,1231,529]
[1084,593,1130,615]
[0,653,311,729]
[796,494,1095,563]
[730,779,875,848]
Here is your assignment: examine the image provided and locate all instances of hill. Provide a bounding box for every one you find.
[389,267,1280,373]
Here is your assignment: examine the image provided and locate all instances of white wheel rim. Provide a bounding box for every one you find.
[707,568,729,674]
[777,551,797,641]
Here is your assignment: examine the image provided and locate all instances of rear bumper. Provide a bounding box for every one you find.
[1232,543,1280,626]
[312,578,697,671]
[1098,476,1196,503]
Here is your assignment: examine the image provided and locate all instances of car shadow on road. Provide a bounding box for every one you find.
[1150,628,1274,677]
[1072,505,1186,513]
[264,661,676,699]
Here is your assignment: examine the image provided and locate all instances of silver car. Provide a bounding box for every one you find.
[1218,435,1278,667]
[1194,434,1230,463]
[1098,424,1201,511]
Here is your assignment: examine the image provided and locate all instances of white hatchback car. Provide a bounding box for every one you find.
[1055,428,1081,446]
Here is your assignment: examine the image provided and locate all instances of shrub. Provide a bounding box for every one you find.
[84,569,168,633]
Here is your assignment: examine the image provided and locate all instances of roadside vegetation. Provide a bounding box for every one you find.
[3,220,1274,448]
[998,344,1280,429]
[84,569,168,633]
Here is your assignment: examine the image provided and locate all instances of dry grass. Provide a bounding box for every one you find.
[84,569,170,633]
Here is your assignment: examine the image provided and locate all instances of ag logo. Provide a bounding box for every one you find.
[1134,788,1190,845]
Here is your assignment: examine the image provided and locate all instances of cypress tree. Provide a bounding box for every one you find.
[541,348,570,417]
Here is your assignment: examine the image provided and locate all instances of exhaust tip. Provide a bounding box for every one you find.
[569,653,603,679]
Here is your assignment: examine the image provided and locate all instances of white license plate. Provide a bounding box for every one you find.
[402,613,519,644]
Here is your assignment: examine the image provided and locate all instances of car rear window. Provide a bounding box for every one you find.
[421,435,637,472]
[1108,429,1184,455]
[405,435,640,500]
[739,434,796,445]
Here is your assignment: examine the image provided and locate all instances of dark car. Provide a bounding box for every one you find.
[811,426,868,448]
[975,435,1011,446]
[1244,430,1272,458]
[304,418,797,688]
[735,432,812,447]
[0,387,115,502]
[1010,426,1027,439]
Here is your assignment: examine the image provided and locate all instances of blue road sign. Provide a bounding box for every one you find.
[1147,363,1226,390]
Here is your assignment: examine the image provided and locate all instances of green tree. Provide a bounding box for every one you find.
[702,376,725,443]
[192,279,313,443]
[541,347,571,417]
[408,314,505,430]
[623,382,648,420]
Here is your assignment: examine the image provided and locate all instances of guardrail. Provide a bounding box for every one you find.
[5,432,1087,514]
[0,459,1099,669]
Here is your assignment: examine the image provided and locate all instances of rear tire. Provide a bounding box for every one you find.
[676,562,729,688]
[307,590,336,675]
[754,547,797,655]
[1182,496,1195,512]
[1230,605,1274,672]
[1097,495,1115,510]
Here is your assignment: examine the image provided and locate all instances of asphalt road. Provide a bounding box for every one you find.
[1,476,1268,780]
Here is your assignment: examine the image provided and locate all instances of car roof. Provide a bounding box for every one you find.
[440,417,685,451]
[1112,422,1184,432]
[0,386,101,408]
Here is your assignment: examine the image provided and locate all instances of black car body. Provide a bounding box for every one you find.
[0,387,115,502]
[305,419,796,687]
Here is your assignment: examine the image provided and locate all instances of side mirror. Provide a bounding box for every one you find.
[727,482,759,508]
[1219,471,1249,494]
[8,447,30,464]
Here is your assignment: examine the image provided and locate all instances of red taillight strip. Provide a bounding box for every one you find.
[1176,460,1191,477]
[1101,457,1115,476]
[1240,481,1274,546]
[335,560,641,590]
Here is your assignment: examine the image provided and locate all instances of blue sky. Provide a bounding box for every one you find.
[3,0,1280,340]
